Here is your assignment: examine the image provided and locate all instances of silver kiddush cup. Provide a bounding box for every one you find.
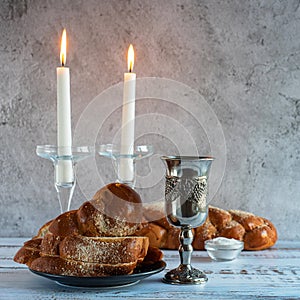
[161,156,214,284]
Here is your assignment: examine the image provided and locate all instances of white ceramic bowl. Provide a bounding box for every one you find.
[204,238,244,261]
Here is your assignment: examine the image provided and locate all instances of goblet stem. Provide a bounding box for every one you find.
[162,225,208,284]
[179,226,193,267]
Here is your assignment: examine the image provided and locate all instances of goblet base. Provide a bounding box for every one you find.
[162,264,207,285]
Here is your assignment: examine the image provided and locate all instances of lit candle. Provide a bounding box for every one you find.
[56,29,73,184]
[120,44,136,182]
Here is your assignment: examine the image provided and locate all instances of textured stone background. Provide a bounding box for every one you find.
[0,0,299,239]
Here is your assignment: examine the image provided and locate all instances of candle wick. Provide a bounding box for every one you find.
[61,53,65,67]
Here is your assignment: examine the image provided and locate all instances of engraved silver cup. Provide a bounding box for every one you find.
[161,156,214,284]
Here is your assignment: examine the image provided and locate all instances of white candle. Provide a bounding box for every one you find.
[120,44,136,182]
[56,29,73,184]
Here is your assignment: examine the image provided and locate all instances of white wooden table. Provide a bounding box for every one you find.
[0,238,299,299]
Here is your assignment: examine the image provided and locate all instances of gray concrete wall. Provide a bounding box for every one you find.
[0,0,299,239]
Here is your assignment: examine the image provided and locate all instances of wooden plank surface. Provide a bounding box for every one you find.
[0,238,299,299]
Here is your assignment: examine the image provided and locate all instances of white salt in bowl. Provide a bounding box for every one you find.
[204,237,244,261]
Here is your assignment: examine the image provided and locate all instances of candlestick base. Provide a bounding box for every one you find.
[97,144,153,188]
[36,145,94,213]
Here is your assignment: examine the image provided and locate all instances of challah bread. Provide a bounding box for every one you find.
[30,244,163,277]
[78,183,143,237]
[13,238,42,265]
[15,233,151,277]
[35,234,149,276]
[48,210,80,236]
[229,209,278,250]
[192,218,217,250]
[58,235,149,264]
[30,256,139,277]
[14,183,156,277]
[141,205,277,251]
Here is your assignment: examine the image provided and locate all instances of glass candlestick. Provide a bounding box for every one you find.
[97,144,153,188]
[161,155,214,284]
[36,145,94,213]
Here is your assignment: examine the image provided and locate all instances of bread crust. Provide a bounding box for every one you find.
[79,183,143,237]
[48,210,80,237]
[14,238,42,266]
[40,233,63,256]
[30,256,138,277]
[143,206,277,251]
[192,218,217,249]
[15,235,150,276]
[59,235,149,264]
[135,223,168,249]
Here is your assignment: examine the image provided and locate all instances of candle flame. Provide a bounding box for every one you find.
[60,29,67,66]
[127,44,134,72]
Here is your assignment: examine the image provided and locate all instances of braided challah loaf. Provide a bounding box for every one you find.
[138,205,277,251]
